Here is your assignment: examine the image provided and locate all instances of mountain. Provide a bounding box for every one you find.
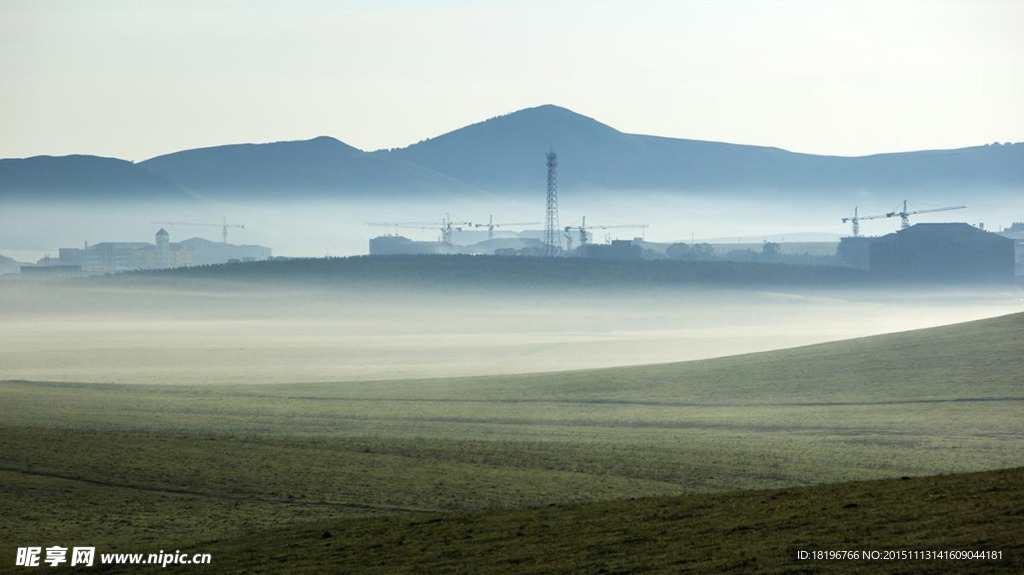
[383,105,662,192]
[383,104,1024,195]
[3,106,1022,201]
[139,136,477,199]
[0,155,189,200]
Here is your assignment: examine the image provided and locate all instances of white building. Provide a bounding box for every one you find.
[47,229,272,273]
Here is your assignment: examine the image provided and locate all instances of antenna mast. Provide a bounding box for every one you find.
[544,150,560,256]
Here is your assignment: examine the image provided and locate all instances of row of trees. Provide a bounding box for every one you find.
[659,242,839,266]
[105,253,865,291]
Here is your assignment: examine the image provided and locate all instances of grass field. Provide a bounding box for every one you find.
[1,312,1022,571]
[127,466,1024,574]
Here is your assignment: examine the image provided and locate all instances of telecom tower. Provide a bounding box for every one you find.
[544,150,560,256]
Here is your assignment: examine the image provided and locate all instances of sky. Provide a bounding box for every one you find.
[1,0,1021,161]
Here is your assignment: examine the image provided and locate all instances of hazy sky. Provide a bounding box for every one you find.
[1,0,1021,161]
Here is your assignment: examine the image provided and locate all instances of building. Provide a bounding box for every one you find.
[156,228,170,268]
[369,235,451,256]
[997,223,1024,278]
[836,236,873,270]
[579,239,643,260]
[176,237,271,265]
[999,222,1024,240]
[82,242,154,272]
[840,223,1015,282]
[44,229,272,273]
[58,247,85,267]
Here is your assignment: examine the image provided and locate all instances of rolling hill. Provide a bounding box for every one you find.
[0,154,189,200]
[383,105,1024,195]
[2,105,1021,201]
[139,135,478,199]
[0,310,1021,572]
[117,467,1024,574]
[1,311,1022,572]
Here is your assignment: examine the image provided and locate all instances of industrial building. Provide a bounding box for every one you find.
[1000,222,1024,239]
[839,223,1016,282]
[369,234,549,256]
[38,229,272,273]
[368,235,452,256]
[578,239,643,260]
[998,223,1024,278]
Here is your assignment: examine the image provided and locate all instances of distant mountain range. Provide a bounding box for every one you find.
[2,105,1021,201]
[0,155,188,200]
[140,136,475,199]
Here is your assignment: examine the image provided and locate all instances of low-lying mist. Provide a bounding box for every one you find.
[3,189,1020,261]
[2,280,1020,385]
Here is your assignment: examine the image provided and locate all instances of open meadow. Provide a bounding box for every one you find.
[4,1,1024,572]
[2,290,1023,571]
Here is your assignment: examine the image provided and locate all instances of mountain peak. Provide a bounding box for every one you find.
[298,135,351,148]
[513,103,580,115]
[382,104,631,189]
[390,104,620,156]
[481,104,613,131]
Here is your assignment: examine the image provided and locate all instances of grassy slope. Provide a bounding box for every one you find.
[309,310,1024,404]
[150,466,1024,575]
[0,313,1022,570]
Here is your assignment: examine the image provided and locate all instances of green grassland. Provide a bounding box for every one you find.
[1,313,1022,571]
[144,466,1024,574]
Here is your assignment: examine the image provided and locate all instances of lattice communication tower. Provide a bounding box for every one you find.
[544,151,560,256]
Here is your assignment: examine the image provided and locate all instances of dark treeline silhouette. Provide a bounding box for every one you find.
[99,255,867,291]
[661,242,840,266]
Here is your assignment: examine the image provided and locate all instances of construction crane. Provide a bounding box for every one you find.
[366,214,475,245]
[365,221,455,244]
[887,200,966,230]
[151,216,244,244]
[841,207,889,237]
[473,215,540,240]
[563,216,649,251]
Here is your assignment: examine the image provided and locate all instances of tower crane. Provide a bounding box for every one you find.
[841,207,889,237]
[366,214,475,245]
[473,215,540,240]
[563,216,649,251]
[887,200,966,230]
[150,216,244,244]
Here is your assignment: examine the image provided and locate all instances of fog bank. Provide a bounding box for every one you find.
[2,283,1019,384]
